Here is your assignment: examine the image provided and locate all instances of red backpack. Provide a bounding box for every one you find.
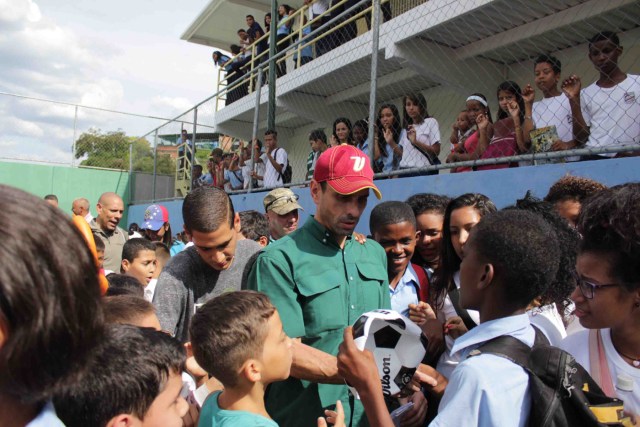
[411,263,430,304]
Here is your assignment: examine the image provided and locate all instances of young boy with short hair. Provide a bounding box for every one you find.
[121,237,157,288]
[306,129,328,180]
[522,54,580,162]
[339,210,561,427]
[370,200,443,372]
[238,210,270,247]
[449,110,473,152]
[153,241,171,273]
[146,241,171,301]
[562,31,640,159]
[190,290,344,427]
[106,273,145,297]
[103,295,162,330]
[369,201,425,317]
[405,193,450,276]
[93,232,106,269]
[54,324,189,427]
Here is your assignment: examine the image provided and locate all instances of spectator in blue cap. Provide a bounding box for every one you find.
[141,204,172,247]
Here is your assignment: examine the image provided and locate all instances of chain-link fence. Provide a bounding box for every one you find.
[11,1,636,204]
[148,0,638,201]
[0,91,183,203]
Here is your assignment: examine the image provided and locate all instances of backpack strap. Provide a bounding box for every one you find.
[468,335,531,371]
[274,148,287,182]
[588,329,616,397]
[531,324,550,347]
[411,263,430,304]
[448,287,477,331]
[232,169,243,181]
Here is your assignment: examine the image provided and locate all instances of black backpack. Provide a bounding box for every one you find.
[275,148,292,184]
[469,336,628,427]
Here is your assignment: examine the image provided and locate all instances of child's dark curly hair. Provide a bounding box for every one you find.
[471,210,560,308]
[507,191,580,311]
[544,175,607,204]
[578,183,640,292]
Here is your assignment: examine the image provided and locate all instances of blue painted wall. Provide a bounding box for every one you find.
[128,158,640,235]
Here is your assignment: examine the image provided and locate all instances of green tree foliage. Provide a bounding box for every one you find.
[74,128,175,174]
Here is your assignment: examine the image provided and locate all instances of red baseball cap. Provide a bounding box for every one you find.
[313,145,382,199]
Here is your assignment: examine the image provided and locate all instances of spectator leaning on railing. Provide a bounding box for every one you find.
[246,15,267,61]
[521,54,580,163]
[561,31,640,160]
[276,4,295,77]
[306,129,328,181]
[254,129,288,189]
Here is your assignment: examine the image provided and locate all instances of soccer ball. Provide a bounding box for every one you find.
[351,309,428,397]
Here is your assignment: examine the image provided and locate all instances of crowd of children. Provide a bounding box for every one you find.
[2,30,639,427]
[4,140,640,427]
[213,30,638,186]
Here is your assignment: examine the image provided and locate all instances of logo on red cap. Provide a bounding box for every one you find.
[350,156,366,172]
[313,145,381,199]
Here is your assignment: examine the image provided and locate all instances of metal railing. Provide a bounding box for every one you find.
[214,0,400,109]
[131,0,640,203]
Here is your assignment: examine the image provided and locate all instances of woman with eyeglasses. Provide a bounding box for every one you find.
[560,183,640,417]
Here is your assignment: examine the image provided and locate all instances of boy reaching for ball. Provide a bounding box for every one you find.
[339,210,561,426]
[190,290,345,427]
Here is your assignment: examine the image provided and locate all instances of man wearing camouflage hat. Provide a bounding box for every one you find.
[263,188,304,243]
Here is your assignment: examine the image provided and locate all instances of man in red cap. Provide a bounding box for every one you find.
[247,145,390,427]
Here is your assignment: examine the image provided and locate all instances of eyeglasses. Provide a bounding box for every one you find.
[265,194,299,211]
[572,271,619,299]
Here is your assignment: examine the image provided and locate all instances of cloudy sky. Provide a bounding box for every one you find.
[0,0,217,164]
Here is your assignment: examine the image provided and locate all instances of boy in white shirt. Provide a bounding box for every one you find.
[522,54,580,162]
[561,31,640,159]
[255,130,288,188]
[338,210,562,427]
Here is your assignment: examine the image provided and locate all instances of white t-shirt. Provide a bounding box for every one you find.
[436,271,481,379]
[560,328,640,415]
[144,278,157,302]
[243,157,266,189]
[527,303,566,346]
[263,148,287,188]
[582,74,640,156]
[399,118,441,168]
[308,0,329,18]
[532,93,579,162]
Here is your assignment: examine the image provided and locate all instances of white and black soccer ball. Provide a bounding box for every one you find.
[351,309,428,397]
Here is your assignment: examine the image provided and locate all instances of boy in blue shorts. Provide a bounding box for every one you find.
[190,290,345,427]
[338,210,561,427]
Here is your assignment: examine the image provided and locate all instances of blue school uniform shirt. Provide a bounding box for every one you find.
[376,142,400,173]
[293,25,313,60]
[199,391,278,427]
[277,15,290,36]
[224,169,244,189]
[27,402,65,427]
[357,138,370,156]
[431,313,534,427]
[389,263,420,317]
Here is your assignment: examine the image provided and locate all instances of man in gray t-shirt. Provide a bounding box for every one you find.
[153,187,261,342]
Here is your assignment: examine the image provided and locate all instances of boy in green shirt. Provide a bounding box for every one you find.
[190,290,345,427]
